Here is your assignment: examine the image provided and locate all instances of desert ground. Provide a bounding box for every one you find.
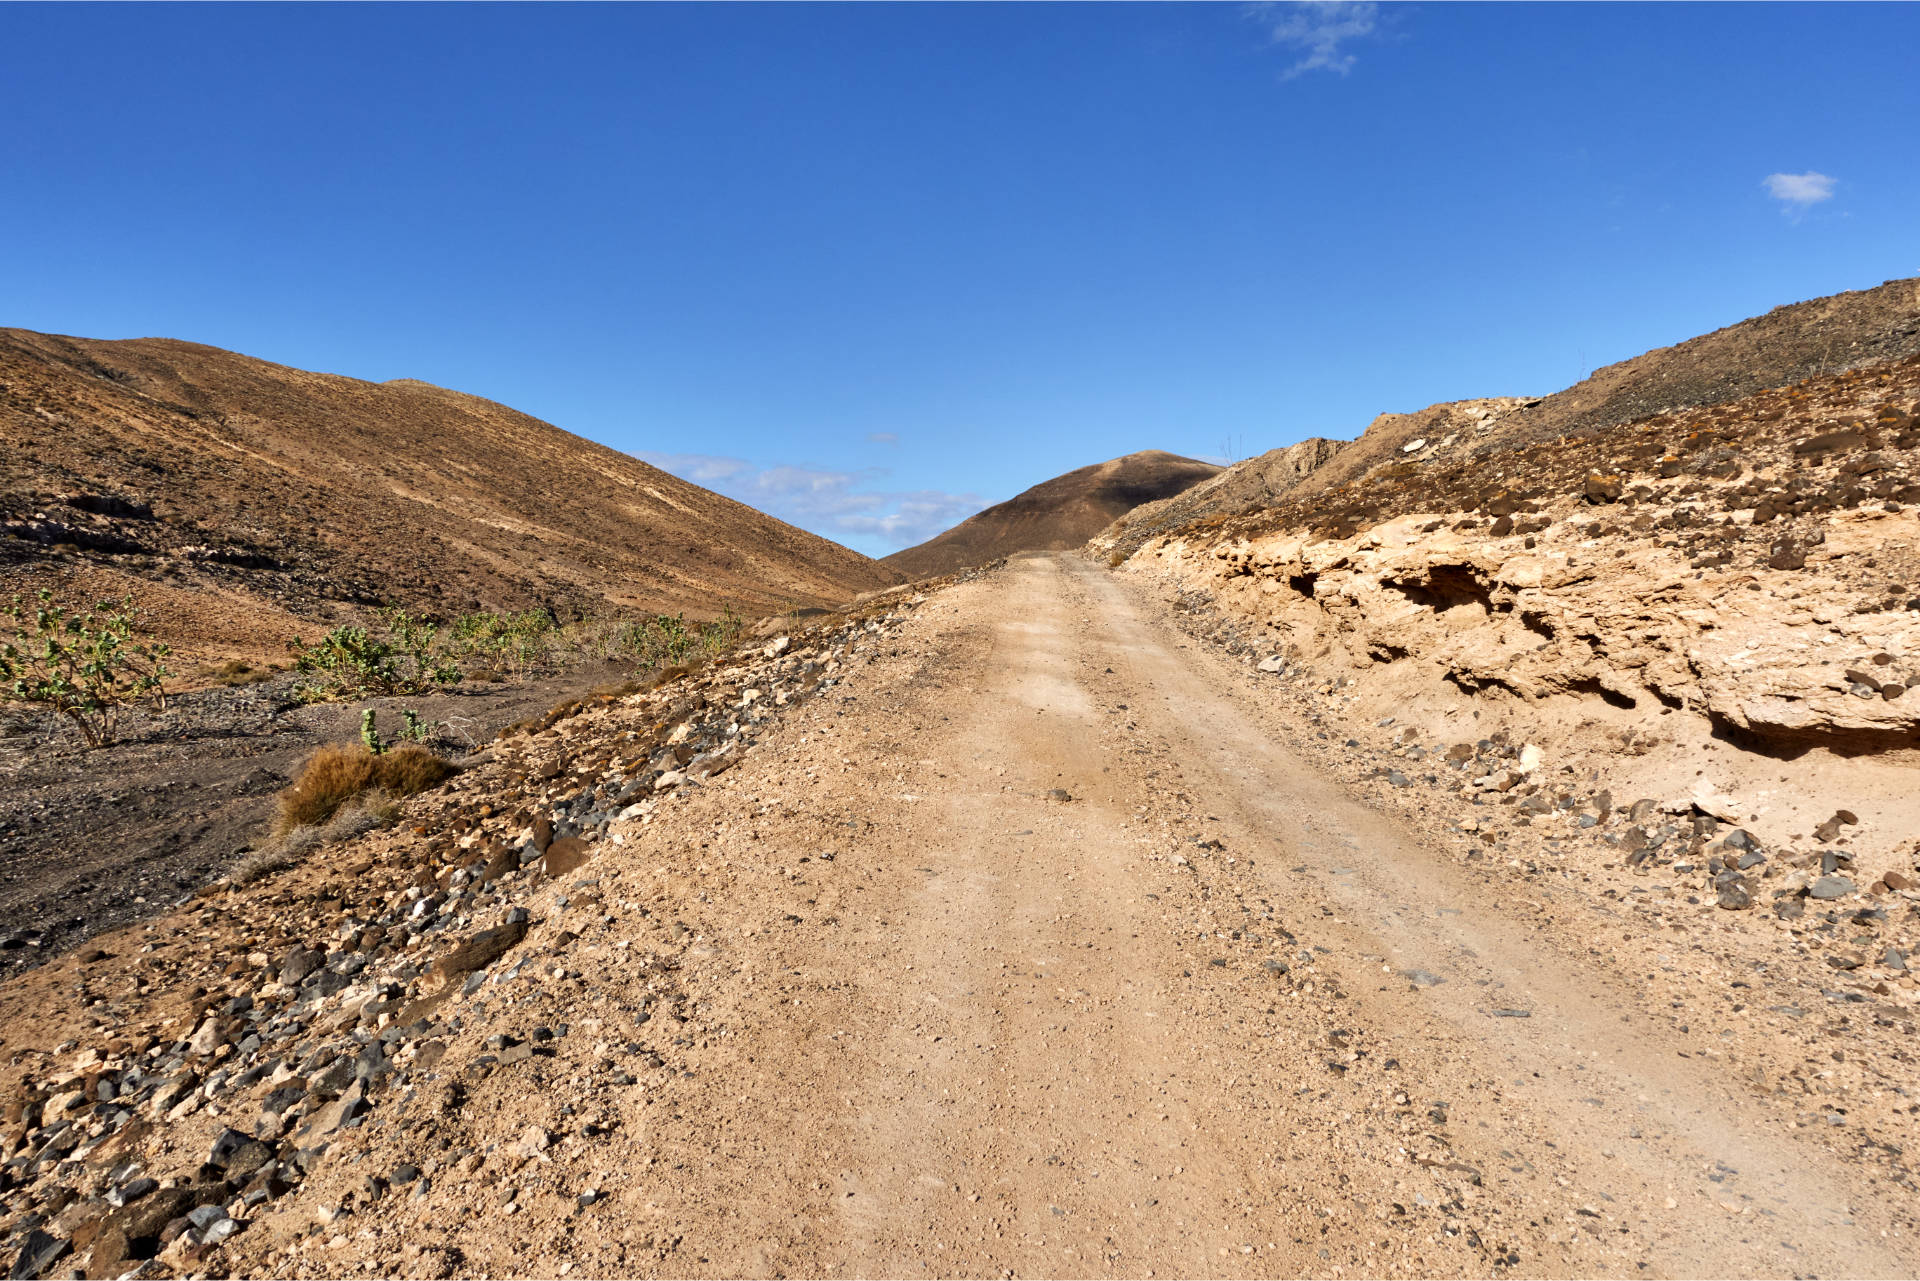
[5,553,1914,1279]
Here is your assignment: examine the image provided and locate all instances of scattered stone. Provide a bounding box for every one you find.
[1812,810,1860,843]
[107,1177,158,1208]
[186,1017,226,1058]
[8,1229,70,1280]
[279,946,326,986]
[1582,473,1624,504]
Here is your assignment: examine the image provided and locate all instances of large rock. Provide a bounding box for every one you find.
[432,920,528,983]
[542,836,593,878]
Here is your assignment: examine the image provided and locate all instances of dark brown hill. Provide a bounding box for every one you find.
[0,330,893,658]
[884,450,1221,579]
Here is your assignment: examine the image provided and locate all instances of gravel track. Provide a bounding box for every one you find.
[535,553,1907,1277]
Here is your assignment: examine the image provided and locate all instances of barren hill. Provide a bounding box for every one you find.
[16,283,1920,1281]
[0,330,892,657]
[1092,436,1349,557]
[1099,276,1920,556]
[883,449,1219,578]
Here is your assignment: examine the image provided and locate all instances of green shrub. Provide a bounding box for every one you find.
[444,608,561,680]
[617,609,742,670]
[288,602,744,701]
[0,590,171,747]
[288,607,460,702]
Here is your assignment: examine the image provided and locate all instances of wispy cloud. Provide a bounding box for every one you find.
[1248,1,1380,78]
[636,451,985,552]
[865,431,899,446]
[647,453,753,485]
[1763,171,1836,218]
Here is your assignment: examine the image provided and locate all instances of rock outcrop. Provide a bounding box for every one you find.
[1130,354,1920,755]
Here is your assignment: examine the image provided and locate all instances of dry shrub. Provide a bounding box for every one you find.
[276,743,452,835]
[1107,550,1127,568]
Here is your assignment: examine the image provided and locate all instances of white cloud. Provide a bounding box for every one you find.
[1249,1,1380,78]
[866,431,899,446]
[640,452,754,485]
[1763,171,1837,213]
[635,451,985,552]
[835,491,993,545]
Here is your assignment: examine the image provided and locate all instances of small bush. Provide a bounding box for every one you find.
[1107,550,1127,568]
[276,742,453,835]
[616,609,743,671]
[0,590,171,747]
[446,609,560,681]
[287,608,461,702]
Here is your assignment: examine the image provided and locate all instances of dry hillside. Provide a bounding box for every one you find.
[15,281,1920,1281]
[1100,275,1920,556]
[0,330,893,659]
[1093,436,1349,558]
[883,449,1218,579]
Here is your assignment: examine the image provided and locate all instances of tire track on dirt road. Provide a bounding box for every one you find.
[714,552,1908,1278]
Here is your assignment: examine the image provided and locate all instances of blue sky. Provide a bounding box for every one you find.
[4,4,1916,557]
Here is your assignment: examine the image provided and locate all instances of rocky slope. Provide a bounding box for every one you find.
[1092,437,1349,559]
[883,449,1218,579]
[1116,341,1920,922]
[1100,276,1920,560]
[0,575,957,1280]
[0,330,893,660]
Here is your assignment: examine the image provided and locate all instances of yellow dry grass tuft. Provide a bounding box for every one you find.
[275,743,453,835]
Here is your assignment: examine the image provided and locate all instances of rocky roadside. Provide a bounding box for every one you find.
[1113,560,1920,1203]
[0,578,953,1280]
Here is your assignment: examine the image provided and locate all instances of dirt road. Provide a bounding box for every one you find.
[22,552,1915,1280]
[494,553,1910,1279]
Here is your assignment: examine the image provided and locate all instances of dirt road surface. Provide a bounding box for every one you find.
[23,552,1915,1280]
[350,552,1906,1279]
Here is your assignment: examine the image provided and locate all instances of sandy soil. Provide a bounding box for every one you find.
[6,554,1916,1279]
